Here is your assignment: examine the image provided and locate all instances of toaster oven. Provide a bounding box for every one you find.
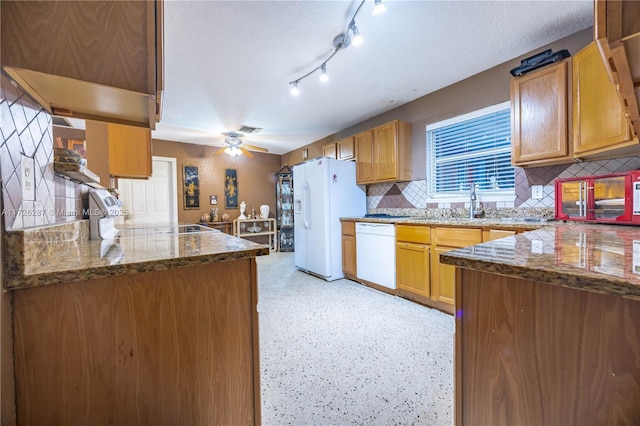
[555,171,640,225]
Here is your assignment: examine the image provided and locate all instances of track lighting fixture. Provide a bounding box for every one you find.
[290,81,300,96]
[350,21,363,47]
[319,63,329,82]
[288,0,386,96]
[373,0,387,16]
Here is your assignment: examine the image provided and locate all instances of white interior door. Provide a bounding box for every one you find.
[118,156,178,225]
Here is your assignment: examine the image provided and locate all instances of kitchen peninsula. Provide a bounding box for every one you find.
[441,223,640,425]
[3,221,269,425]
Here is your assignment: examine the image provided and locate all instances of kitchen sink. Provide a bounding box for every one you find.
[499,217,550,223]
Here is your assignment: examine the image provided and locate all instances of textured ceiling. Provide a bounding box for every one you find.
[152,0,593,155]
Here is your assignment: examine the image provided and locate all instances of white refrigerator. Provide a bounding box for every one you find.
[293,157,366,281]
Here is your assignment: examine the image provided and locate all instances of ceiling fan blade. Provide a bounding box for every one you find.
[214,146,227,156]
[243,144,269,153]
[239,146,254,158]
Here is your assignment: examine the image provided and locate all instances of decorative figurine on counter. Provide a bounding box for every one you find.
[200,213,211,223]
[238,201,247,219]
[222,213,230,222]
[211,208,219,222]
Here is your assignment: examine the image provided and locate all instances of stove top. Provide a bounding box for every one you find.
[117,224,217,238]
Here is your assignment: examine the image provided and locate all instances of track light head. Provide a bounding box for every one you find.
[373,0,387,15]
[319,64,329,82]
[290,81,300,96]
[350,21,363,47]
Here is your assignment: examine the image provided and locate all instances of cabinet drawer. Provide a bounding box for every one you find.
[483,229,516,242]
[433,227,482,247]
[396,225,431,244]
[342,221,356,236]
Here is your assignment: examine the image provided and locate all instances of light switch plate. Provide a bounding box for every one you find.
[531,185,543,200]
[21,155,35,201]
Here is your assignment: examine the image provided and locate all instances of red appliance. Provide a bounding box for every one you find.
[555,171,640,225]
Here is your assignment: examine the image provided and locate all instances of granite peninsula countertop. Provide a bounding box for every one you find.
[440,222,640,302]
[3,221,270,290]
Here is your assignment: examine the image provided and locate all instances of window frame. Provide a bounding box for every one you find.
[425,101,515,203]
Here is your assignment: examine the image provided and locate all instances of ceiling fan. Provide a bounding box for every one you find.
[214,132,269,158]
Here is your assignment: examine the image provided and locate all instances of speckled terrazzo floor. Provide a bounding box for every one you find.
[256,252,454,426]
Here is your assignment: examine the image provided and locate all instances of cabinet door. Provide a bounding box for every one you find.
[355,130,374,184]
[374,122,398,181]
[342,234,357,278]
[573,42,635,157]
[431,246,456,306]
[511,61,572,166]
[396,242,430,298]
[342,221,357,277]
[337,137,355,161]
[322,143,337,159]
[108,123,152,178]
[594,0,640,139]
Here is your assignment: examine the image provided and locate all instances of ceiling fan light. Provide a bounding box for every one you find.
[319,64,329,82]
[350,22,363,47]
[290,81,300,96]
[373,0,386,15]
[224,146,242,157]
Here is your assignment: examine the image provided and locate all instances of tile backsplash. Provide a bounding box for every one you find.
[367,156,640,213]
[0,74,86,231]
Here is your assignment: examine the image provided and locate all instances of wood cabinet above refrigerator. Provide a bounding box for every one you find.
[1,0,164,129]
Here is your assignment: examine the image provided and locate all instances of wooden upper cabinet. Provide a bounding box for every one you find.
[108,124,152,179]
[336,137,355,161]
[355,130,375,183]
[1,0,164,129]
[374,122,399,181]
[594,0,640,139]
[573,41,637,159]
[355,120,411,185]
[322,142,337,159]
[511,60,573,167]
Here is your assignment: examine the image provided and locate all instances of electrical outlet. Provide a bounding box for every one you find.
[531,185,544,200]
[21,155,35,201]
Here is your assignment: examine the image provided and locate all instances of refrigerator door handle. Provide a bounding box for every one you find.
[303,181,310,229]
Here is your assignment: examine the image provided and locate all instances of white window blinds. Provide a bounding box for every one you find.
[426,102,514,199]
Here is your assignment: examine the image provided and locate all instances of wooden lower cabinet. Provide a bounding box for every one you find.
[12,259,261,426]
[396,225,431,300]
[341,220,357,279]
[431,246,456,307]
[430,227,482,314]
[456,268,640,425]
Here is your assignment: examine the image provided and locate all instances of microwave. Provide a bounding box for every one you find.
[555,171,640,225]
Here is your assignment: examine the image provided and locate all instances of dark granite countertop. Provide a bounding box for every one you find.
[440,222,640,301]
[3,221,270,290]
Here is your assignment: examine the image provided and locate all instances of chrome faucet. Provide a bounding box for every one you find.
[469,181,484,219]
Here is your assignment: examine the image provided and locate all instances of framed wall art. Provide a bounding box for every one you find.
[210,195,218,205]
[183,165,200,209]
[225,169,238,209]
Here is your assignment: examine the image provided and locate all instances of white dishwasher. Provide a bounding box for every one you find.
[355,222,396,289]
